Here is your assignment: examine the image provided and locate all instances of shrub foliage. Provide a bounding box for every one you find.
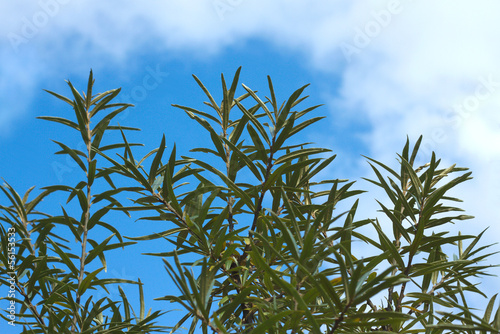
[0,69,498,333]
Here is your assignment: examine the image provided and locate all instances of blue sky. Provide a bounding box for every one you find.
[1,0,500,331]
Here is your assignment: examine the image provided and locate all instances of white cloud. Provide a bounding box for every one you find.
[327,1,500,253]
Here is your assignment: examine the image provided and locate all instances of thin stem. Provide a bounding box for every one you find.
[18,215,48,328]
[407,272,447,316]
[153,193,187,225]
[250,135,276,233]
[328,303,351,334]
[71,105,93,334]
[20,215,37,258]
[223,126,235,234]
[237,134,276,329]
[392,174,411,312]
[16,282,46,328]
[194,310,224,334]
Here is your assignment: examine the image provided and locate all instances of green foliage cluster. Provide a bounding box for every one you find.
[0,68,499,333]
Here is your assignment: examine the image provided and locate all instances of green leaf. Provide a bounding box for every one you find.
[288,116,325,138]
[67,80,91,144]
[84,234,114,265]
[242,83,274,125]
[47,238,79,276]
[483,294,498,322]
[37,116,79,130]
[92,105,130,137]
[52,140,87,172]
[274,147,330,165]
[89,88,123,118]
[185,157,255,211]
[376,200,411,244]
[221,67,241,129]
[493,299,500,330]
[120,154,153,192]
[372,219,405,270]
[228,105,253,145]
[162,145,183,214]
[269,210,300,259]
[264,158,318,192]
[138,277,145,320]
[363,162,398,206]
[272,112,295,152]
[246,124,268,163]
[221,136,262,181]
[98,142,143,153]
[85,69,94,108]
[148,135,166,185]
[421,171,472,222]
[172,104,221,125]
[250,247,322,333]
[88,159,97,186]
[236,100,270,146]
[332,247,352,303]
[192,74,221,118]
[276,84,309,130]
[185,110,226,160]
[106,125,140,131]
[43,89,74,106]
[251,310,294,334]
[340,199,358,256]
[78,267,104,295]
